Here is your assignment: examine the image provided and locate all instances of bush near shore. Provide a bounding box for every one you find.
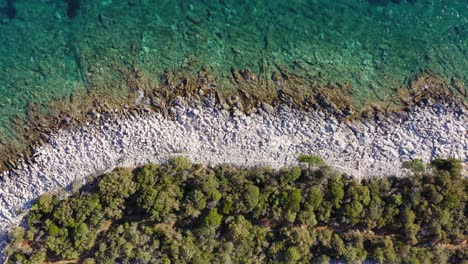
[6,156,466,263]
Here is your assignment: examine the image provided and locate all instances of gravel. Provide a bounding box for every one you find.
[0,98,466,258]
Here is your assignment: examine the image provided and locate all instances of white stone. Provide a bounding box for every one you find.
[0,100,466,260]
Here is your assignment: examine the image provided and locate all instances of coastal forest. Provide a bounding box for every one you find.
[6,156,467,263]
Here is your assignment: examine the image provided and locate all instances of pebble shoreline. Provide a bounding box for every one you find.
[0,97,466,257]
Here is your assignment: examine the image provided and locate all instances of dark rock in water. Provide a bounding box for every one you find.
[61,117,71,125]
[368,0,417,5]
[368,0,390,5]
[66,0,80,18]
[342,105,353,117]
[315,93,349,118]
[1,0,16,18]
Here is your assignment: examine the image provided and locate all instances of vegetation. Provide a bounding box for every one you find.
[6,156,467,263]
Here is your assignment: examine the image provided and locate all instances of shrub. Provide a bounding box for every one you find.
[431,158,462,178]
[171,156,192,171]
[298,154,325,167]
[403,159,426,173]
[7,158,466,263]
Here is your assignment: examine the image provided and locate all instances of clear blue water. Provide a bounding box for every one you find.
[0,0,466,140]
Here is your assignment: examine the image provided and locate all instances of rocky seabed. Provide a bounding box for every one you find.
[0,98,466,258]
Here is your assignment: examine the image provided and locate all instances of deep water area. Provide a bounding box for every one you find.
[0,0,466,140]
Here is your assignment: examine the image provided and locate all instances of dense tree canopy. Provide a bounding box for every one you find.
[6,157,467,263]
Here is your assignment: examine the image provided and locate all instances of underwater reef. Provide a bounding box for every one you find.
[0,0,466,154]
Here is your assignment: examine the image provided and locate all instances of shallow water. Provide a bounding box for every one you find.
[0,0,466,140]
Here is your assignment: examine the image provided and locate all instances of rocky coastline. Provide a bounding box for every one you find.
[0,95,466,258]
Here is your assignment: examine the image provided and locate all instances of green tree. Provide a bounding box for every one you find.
[284,247,301,262]
[401,208,420,244]
[204,209,222,228]
[442,191,460,209]
[426,185,443,204]
[280,166,301,184]
[188,190,207,210]
[7,158,466,264]
[297,207,318,226]
[283,188,302,213]
[307,187,323,209]
[138,183,182,221]
[329,179,344,209]
[37,194,58,214]
[243,184,260,211]
[343,200,364,225]
[431,158,462,179]
[98,169,136,218]
[72,222,95,253]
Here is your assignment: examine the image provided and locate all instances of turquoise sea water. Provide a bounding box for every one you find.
[0,0,466,140]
